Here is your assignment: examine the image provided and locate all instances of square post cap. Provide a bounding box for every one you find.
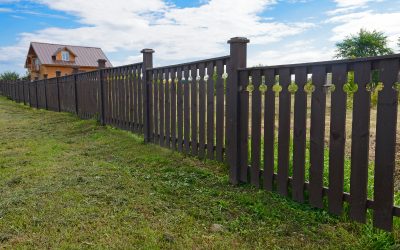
[228,37,250,44]
[141,49,155,54]
[97,59,107,69]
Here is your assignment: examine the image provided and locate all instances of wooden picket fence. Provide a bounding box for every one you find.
[1,37,400,231]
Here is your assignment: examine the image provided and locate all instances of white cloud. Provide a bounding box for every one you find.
[0,0,315,72]
[249,40,335,66]
[327,11,400,48]
[333,0,383,8]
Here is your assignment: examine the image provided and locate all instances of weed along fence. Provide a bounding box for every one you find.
[1,37,400,232]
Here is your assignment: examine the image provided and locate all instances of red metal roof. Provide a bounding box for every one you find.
[28,42,113,68]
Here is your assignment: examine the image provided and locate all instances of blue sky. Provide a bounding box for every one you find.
[0,0,399,74]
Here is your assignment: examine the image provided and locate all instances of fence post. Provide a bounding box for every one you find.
[56,71,61,112]
[226,37,249,185]
[98,59,107,125]
[73,67,79,115]
[141,48,154,142]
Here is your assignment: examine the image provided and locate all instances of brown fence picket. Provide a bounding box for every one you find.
[165,68,171,148]
[170,68,177,149]
[250,69,262,187]
[373,59,399,230]
[349,61,371,223]
[215,60,224,161]
[239,70,249,183]
[126,67,132,130]
[147,69,154,142]
[263,68,276,190]
[109,69,115,125]
[184,66,190,154]
[292,66,307,202]
[309,65,326,208]
[159,69,165,146]
[277,68,291,196]
[206,62,215,159]
[198,63,206,158]
[119,68,124,128]
[119,69,125,128]
[124,67,129,129]
[139,66,144,133]
[105,70,111,124]
[177,67,183,152]
[191,65,198,155]
[154,70,159,143]
[328,63,347,215]
[132,67,138,131]
[114,69,119,124]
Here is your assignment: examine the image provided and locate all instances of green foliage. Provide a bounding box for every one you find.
[288,82,298,93]
[335,29,394,59]
[0,71,20,81]
[343,72,358,94]
[304,80,315,94]
[272,83,282,96]
[259,83,267,93]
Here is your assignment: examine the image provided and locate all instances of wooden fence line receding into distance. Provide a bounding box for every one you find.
[1,37,400,232]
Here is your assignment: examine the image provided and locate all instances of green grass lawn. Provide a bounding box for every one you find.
[0,96,399,249]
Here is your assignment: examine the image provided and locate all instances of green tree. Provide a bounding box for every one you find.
[335,29,393,108]
[335,29,394,59]
[0,71,20,81]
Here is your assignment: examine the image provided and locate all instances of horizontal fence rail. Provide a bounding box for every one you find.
[0,38,399,232]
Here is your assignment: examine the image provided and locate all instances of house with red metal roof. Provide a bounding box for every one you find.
[25,42,112,80]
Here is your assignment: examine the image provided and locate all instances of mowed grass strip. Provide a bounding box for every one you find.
[0,96,398,249]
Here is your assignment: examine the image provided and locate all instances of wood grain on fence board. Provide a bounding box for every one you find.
[177,67,184,152]
[198,63,206,158]
[239,70,249,183]
[165,68,171,148]
[277,68,291,196]
[191,64,198,155]
[349,61,371,223]
[216,60,224,162]
[328,63,347,215]
[184,66,191,154]
[263,68,276,191]
[292,66,308,203]
[154,70,159,144]
[309,65,327,209]
[373,59,399,231]
[171,68,177,150]
[159,69,165,146]
[207,62,215,160]
[250,69,262,187]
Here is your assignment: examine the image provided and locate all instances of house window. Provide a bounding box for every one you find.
[61,51,70,61]
[34,58,40,71]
